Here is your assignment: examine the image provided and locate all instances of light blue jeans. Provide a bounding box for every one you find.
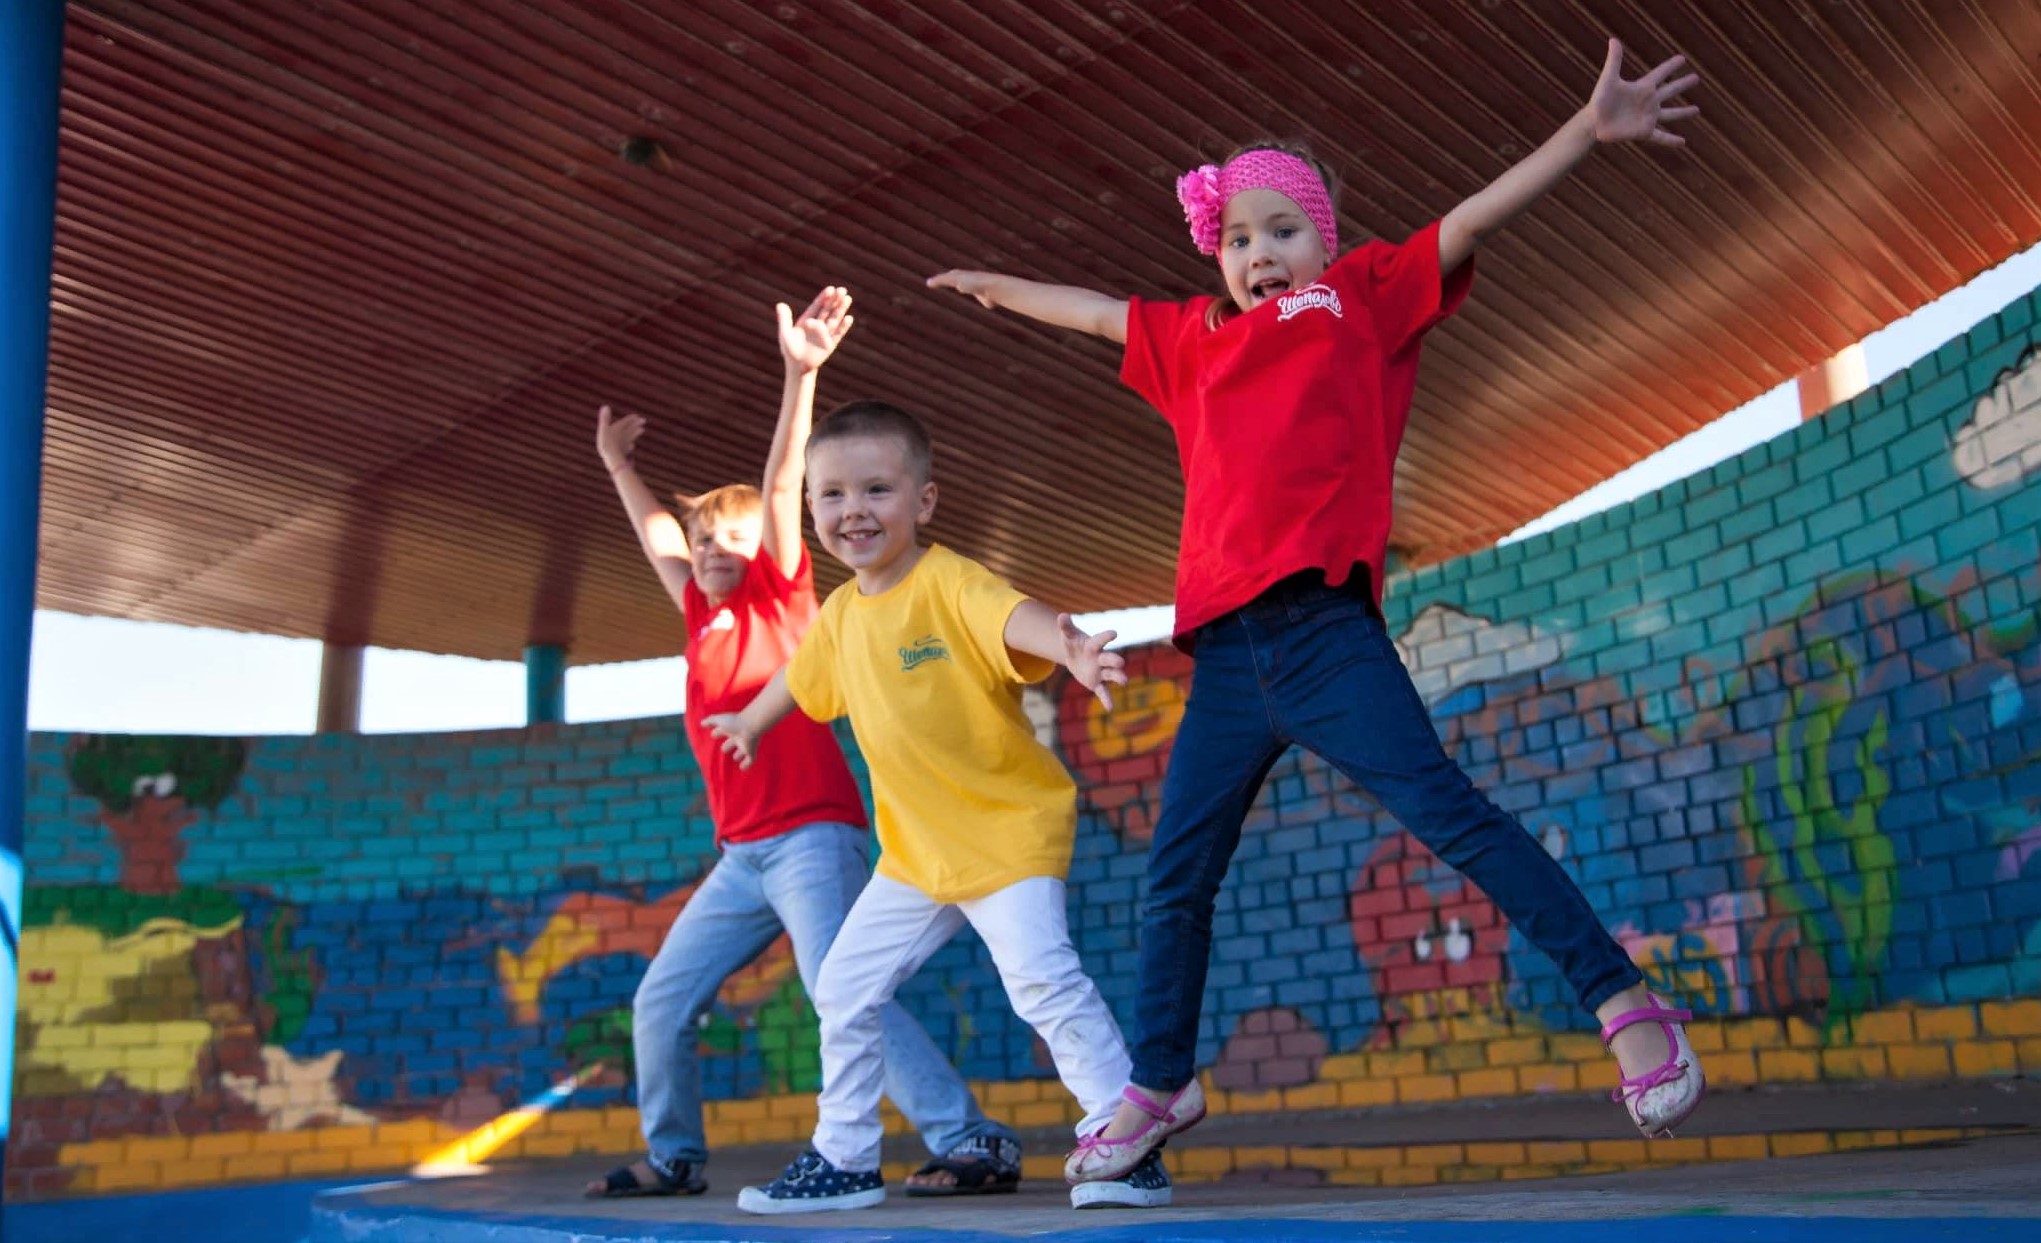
[633,821,1011,1173]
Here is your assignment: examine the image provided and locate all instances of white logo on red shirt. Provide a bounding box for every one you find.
[695,609,736,641]
[1276,282,1343,322]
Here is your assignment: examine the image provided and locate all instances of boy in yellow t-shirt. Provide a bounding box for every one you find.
[706,401,1171,1214]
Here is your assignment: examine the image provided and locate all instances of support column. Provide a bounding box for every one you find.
[1797,342,1869,421]
[525,644,566,726]
[0,0,66,1190]
[316,642,364,734]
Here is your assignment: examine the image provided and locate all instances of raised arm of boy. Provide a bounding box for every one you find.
[924,270,1128,344]
[1437,38,1698,273]
[761,286,855,580]
[597,404,694,612]
[1003,604,1127,710]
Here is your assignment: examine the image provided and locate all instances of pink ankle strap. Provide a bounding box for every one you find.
[1599,998,1693,1046]
[1120,1086,1171,1121]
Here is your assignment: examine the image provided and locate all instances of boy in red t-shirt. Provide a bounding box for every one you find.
[930,41,1708,1181]
[586,288,1019,1199]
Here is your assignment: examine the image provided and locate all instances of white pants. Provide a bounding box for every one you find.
[810,873,1131,1171]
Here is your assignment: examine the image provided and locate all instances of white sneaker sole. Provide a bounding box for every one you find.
[1071,1179,1172,1209]
[735,1184,886,1215]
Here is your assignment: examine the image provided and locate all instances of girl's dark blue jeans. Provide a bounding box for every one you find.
[1130,573,1643,1092]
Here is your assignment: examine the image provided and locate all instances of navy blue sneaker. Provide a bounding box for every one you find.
[736,1148,886,1215]
[1070,1144,1171,1208]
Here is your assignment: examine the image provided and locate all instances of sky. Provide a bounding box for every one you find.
[27,240,2041,736]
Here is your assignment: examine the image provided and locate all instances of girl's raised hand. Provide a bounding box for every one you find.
[1588,38,1700,148]
[779,285,855,372]
[927,270,1002,309]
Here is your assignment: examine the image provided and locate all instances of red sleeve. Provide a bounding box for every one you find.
[1340,220,1474,357]
[1119,295,1201,421]
[753,541,815,604]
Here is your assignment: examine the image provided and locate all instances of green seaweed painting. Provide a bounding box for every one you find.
[1738,637,1894,1034]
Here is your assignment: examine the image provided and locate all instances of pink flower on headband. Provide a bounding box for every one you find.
[1174,149,1338,258]
[1176,164,1225,255]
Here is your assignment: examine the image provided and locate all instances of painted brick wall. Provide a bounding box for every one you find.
[12,290,2041,1198]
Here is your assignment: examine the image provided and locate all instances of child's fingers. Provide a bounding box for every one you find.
[1657,73,1700,102]
[776,301,795,335]
[1639,53,1688,90]
[1091,682,1116,711]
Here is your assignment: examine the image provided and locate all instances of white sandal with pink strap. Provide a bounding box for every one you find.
[1063,1080,1206,1184]
[1602,993,1706,1138]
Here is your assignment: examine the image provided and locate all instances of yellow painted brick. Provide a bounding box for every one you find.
[1501,1163,1565,1181]
[1282,1082,1340,1110]
[1344,1146,1406,1168]
[1953,1040,2020,1077]
[1547,1033,1604,1062]
[1886,1044,1953,1079]
[1339,1078,1397,1108]
[1327,1168,1383,1186]
[252,1130,320,1155]
[288,1151,355,1177]
[1832,1130,1882,1152]
[1466,1142,1527,1166]
[59,1139,129,1167]
[346,1147,408,1172]
[1179,1147,1234,1175]
[1757,1048,1821,1083]
[1429,1042,1488,1072]
[1381,1165,1440,1186]
[1706,1134,1770,1161]
[157,1158,226,1188]
[1368,1050,1428,1078]
[1230,1145,1288,1170]
[1285,1146,1348,1171]
[1520,1064,1580,1093]
[1914,1007,1979,1041]
[314,1126,375,1152]
[186,1132,256,1160]
[1898,1127,1964,1144]
[542,1109,604,1134]
[371,1119,442,1147]
[1317,1053,1370,1082]
[719,1097,778,1126]
[94,1164,164,1193]
[1010,1102,1073,1129]
[1643,1137,1709,1162]
[1440,1164,1503,1185]
[1573,1163,1625,1176]
[1020,1156,1064,1181]
[2020,1038,2041,1073]
[1403,1143,1465,1166]
[1820,1046,1889,1079]
[768,1094,819,1120]
[1980,1000,2041,1038]
[1725,1019,1787,1050]
[1526,1142,1583,1167]
[981,1080,1037,1104]
[124,1137,194,1163]
[1456,1068,1519,1098]
[1783,1016,1824,1048]
[1486,1037,1547,1066]
[1586,1139,1649,1164]
[1867,1129,1903,1147]
[518,1134,582,1159]
[1706,1050,1758,1086]
[1393,1022,1447,1048]
[1396,1074,1458,1104]
[1850,1010,1916,1045]
[222,1153,290,1181]
[1225,1088,1286,1114]
[1769,1132,1835,1157]
[1685,1023,1726,1053]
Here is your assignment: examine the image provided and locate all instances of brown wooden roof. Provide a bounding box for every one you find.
[39,0,2041,663]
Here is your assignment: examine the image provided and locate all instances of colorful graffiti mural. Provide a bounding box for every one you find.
[12,302,2041,1197]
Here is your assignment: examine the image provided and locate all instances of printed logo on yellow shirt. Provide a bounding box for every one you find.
[898,634,951,671]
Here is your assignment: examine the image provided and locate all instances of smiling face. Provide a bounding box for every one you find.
[805,432,937,594]
[1218,186,1333,314]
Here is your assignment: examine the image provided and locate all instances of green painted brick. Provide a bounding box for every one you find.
[1736,460,1796,507]
[1905,371,1973,430]
[1786,539,1845,585]
[1841,514,1902,565]
[1682,486,1740,527]
[1752,520,1807,566]
[1898,487,1963,543]
[1629,508,1686,547]
[1793,432,1852,483]
[1719,504,1775,545]
[1666,526,1721,566]
[1695,544,1753,586]
[1807,495,1867,543]
[1999,298,2035,336]
[1938,509,2002,562]
[1673,582,1731,626]
[1864,466,1929,519]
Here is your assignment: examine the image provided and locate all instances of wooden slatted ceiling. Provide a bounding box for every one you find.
[38,0,2041,663]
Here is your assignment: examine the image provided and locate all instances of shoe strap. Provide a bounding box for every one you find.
[1120,1085,1176,1121]
[1599,997,1693,1046]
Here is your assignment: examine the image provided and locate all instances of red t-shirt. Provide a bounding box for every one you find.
[682,546,869,845]
[1121,220,1472,646]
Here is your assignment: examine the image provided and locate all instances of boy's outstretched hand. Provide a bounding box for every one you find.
[778,285,855,373]
[703,713,760,768]
[926,270,1000,308]
[596,404,645,473]
[1588,38,1699,148]
[1058,614,1128,710]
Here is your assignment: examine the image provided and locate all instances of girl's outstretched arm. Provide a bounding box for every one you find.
[1438,38,1699,273]
[928,270,1129,344]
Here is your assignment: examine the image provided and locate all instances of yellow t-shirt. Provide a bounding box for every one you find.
[785,544,1077,903]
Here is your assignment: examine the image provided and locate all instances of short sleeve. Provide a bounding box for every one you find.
[1341,220,1474,356]
[952,558,1056,685]
[784,605,846,721]
[1119,295,1200,419]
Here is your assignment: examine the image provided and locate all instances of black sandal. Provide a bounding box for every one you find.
[586,1158,708,1198]
[904,1135,1023,1198]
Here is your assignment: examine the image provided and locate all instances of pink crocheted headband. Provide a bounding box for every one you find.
[1175,150,1338,258]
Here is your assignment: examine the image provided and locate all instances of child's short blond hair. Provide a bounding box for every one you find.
[681,483,763,541]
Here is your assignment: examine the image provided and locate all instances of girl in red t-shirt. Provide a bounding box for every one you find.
[930,39,1706,1182]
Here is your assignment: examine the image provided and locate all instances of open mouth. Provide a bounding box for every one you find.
[1250,277,1291,301]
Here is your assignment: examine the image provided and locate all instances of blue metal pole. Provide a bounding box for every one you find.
[525,644,567,725]
[0,0,65,1188]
